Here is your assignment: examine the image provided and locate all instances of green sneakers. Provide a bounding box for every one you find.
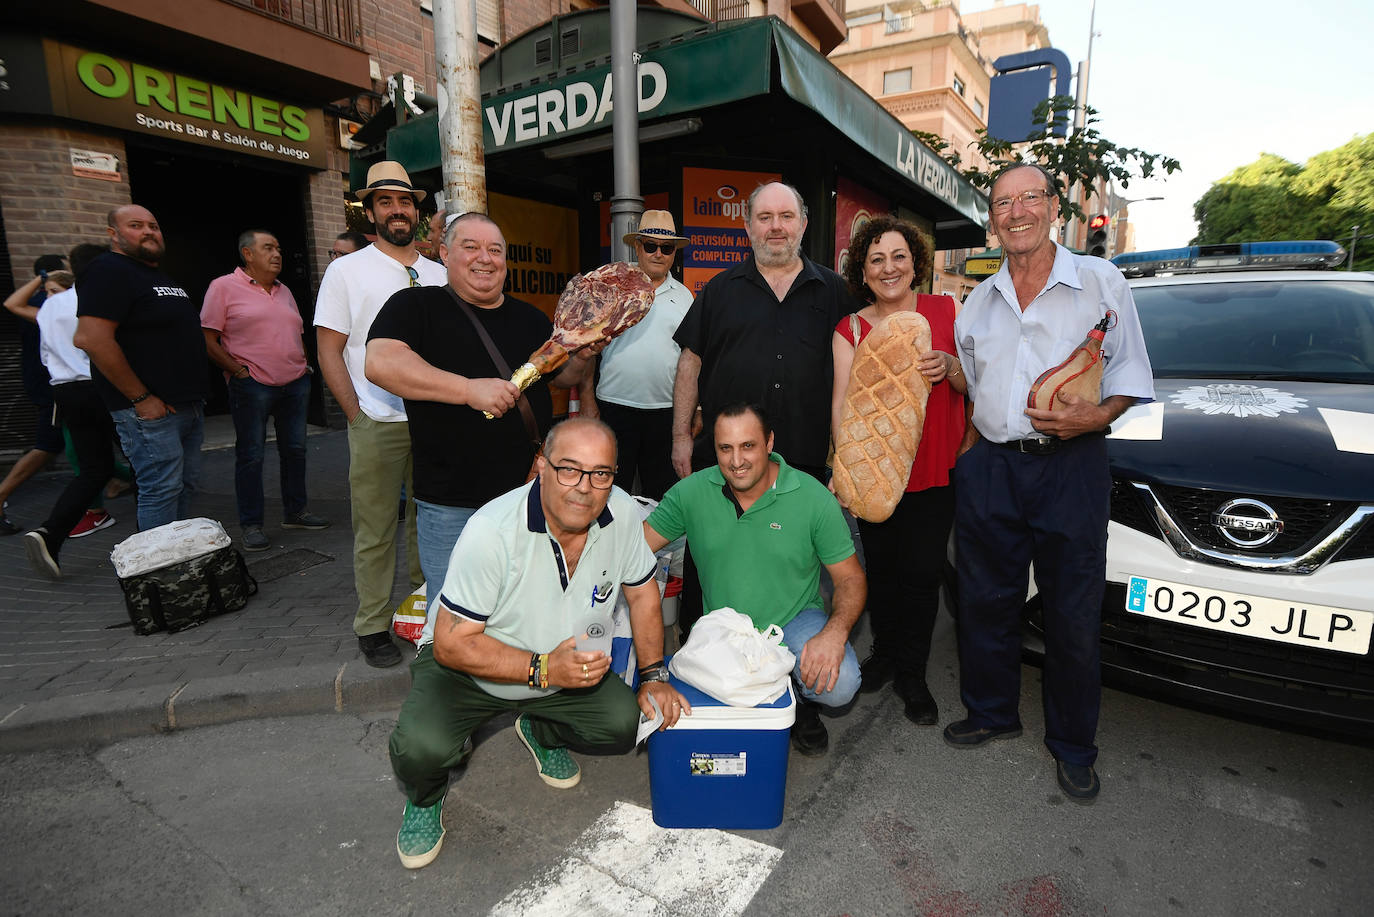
[515,714,581,788]
[396,796,445,869]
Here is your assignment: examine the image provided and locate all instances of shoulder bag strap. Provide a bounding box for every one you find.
[444,285,542,447]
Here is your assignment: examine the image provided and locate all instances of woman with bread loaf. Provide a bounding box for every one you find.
[831,216,966,726]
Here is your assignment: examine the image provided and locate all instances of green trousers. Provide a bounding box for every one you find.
[346,412,421,636]
[389,646,641,807]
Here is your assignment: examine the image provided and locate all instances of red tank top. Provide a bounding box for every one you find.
[836,294,966,491]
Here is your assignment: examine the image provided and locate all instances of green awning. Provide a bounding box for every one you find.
[370,17,987,230]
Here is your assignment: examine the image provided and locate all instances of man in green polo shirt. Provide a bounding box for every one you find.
[387,418,689,870]
[645,402,866,756]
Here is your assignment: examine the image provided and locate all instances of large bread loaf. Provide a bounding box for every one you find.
[832,311,932,523]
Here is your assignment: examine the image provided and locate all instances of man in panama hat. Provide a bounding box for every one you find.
[314,161,446,668]
[581,210,693,500]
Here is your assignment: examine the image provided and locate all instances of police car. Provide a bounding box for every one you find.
[1026,241,1374,736]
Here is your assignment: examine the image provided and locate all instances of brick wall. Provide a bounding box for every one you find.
[505,0,568,44]
[0,126,131,280]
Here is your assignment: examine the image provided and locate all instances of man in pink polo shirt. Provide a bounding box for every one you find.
[202,229,330,551]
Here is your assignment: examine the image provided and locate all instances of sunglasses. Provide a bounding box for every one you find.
[405,266,419,288]
[638,241,677,254]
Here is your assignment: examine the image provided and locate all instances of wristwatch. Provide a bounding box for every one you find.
[638,661,671,683]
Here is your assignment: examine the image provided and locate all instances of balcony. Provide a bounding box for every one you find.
[4,0,372,102]
[219,0,363,50]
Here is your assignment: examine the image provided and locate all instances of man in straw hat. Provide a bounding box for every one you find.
[314,161,446,668]
[581,210,693,500]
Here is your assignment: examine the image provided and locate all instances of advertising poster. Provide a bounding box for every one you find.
[834,175,892,278]
[598,191,670,264]
[488,191,580,413]
[681,166,780,294]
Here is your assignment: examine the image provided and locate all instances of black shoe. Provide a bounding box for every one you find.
[0,502,20,536]
[358,632,402,668]
[24,528,61,579]
[897,681,939,726]
[790,699,829,757]
[942,718,1022,748]
[859,653,896,693]
[1056,760,1100,803]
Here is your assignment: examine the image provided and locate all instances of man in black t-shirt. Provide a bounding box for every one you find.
[365,212,597,603]
[75,205,208,531]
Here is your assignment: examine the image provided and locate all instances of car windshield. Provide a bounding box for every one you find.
[1133,279,1374,383]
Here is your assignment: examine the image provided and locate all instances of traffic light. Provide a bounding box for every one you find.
[1088,214,1110,257]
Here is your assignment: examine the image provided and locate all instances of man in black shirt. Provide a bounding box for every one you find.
[75,205,208,531]
[364,212,596,603]
[671,181,857,483]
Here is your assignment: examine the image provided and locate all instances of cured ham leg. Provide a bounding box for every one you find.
[484,262,654,418]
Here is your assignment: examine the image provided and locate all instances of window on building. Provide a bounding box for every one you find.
[974,98,984,119]
[421,0,500,44]
[883,68,912,95]
[952,75,965,97]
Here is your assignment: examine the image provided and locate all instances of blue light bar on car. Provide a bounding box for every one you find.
[1112,241,1347,277]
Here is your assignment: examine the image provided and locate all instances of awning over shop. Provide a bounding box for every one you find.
[363,15,988,242]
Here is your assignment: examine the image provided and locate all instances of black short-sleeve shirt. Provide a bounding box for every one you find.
[368,286,554,507]
[76,251,209,409]
[673,253,857,469]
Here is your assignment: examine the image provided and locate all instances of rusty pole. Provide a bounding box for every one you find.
[433,0,487,216]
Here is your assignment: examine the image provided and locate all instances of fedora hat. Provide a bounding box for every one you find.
[622,210,687,245]
[357,161,427,205]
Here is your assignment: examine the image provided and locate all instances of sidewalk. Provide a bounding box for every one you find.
[0,423,420,752]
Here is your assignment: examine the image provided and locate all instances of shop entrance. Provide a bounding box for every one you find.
[125,143,318,418]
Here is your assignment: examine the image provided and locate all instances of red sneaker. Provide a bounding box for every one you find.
[69,509,116,538]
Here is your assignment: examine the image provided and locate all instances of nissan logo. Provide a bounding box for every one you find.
[1211,498,1284,548]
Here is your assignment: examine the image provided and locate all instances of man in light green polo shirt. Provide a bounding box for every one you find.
[387,418,689,870]
[645,402,866,757]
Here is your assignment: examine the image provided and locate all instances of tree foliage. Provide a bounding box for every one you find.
[1193,134,1374,270]
[914,95,1181,223]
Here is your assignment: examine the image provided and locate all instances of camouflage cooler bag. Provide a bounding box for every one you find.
[110,518,258,635]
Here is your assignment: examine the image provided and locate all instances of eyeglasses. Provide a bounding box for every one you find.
[550,464,616,489]
[405,266,419,288]
[328,249,346,259]
[638,241,677,255]
[990,189,1051,214]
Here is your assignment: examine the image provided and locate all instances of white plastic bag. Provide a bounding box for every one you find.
[110,517,231,578]
[668,607,796,706]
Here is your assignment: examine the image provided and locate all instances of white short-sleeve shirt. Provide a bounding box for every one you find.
[313,244,446,422]
[418,479,658,700]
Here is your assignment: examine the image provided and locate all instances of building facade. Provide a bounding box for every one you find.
[829,0,1049,299]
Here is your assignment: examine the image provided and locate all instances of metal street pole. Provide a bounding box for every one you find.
[1349,224,1360,270]
[608,0,643,265]
[1065,0,1097,248]
[433,0,487,215]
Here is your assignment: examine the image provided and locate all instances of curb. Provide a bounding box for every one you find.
[0,659,411,753]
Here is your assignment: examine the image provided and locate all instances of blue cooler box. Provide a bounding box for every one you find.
[647,667,795,829]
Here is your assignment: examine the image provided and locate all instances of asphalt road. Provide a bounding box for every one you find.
[4,617,1371,917]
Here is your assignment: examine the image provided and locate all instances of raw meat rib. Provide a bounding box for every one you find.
[485,262,654,416]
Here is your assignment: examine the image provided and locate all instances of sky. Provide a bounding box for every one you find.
[961,0,1374,250]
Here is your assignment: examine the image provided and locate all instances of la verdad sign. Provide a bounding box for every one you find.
[484,62,668,149]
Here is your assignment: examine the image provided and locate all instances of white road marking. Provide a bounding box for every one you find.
[490,800,782,917]
[1108,402,1164,440]
[1318,407,1374,454]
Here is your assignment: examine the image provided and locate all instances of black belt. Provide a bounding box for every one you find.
[994,436,1061,455]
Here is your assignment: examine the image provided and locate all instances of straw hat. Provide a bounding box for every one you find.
[622,210,687,244]
[357,161,427,205]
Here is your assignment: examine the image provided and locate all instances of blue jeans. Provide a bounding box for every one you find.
[228,373,310,528]
[781,606,861,707]
[414,499,478,606]
[112,401,204,531]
